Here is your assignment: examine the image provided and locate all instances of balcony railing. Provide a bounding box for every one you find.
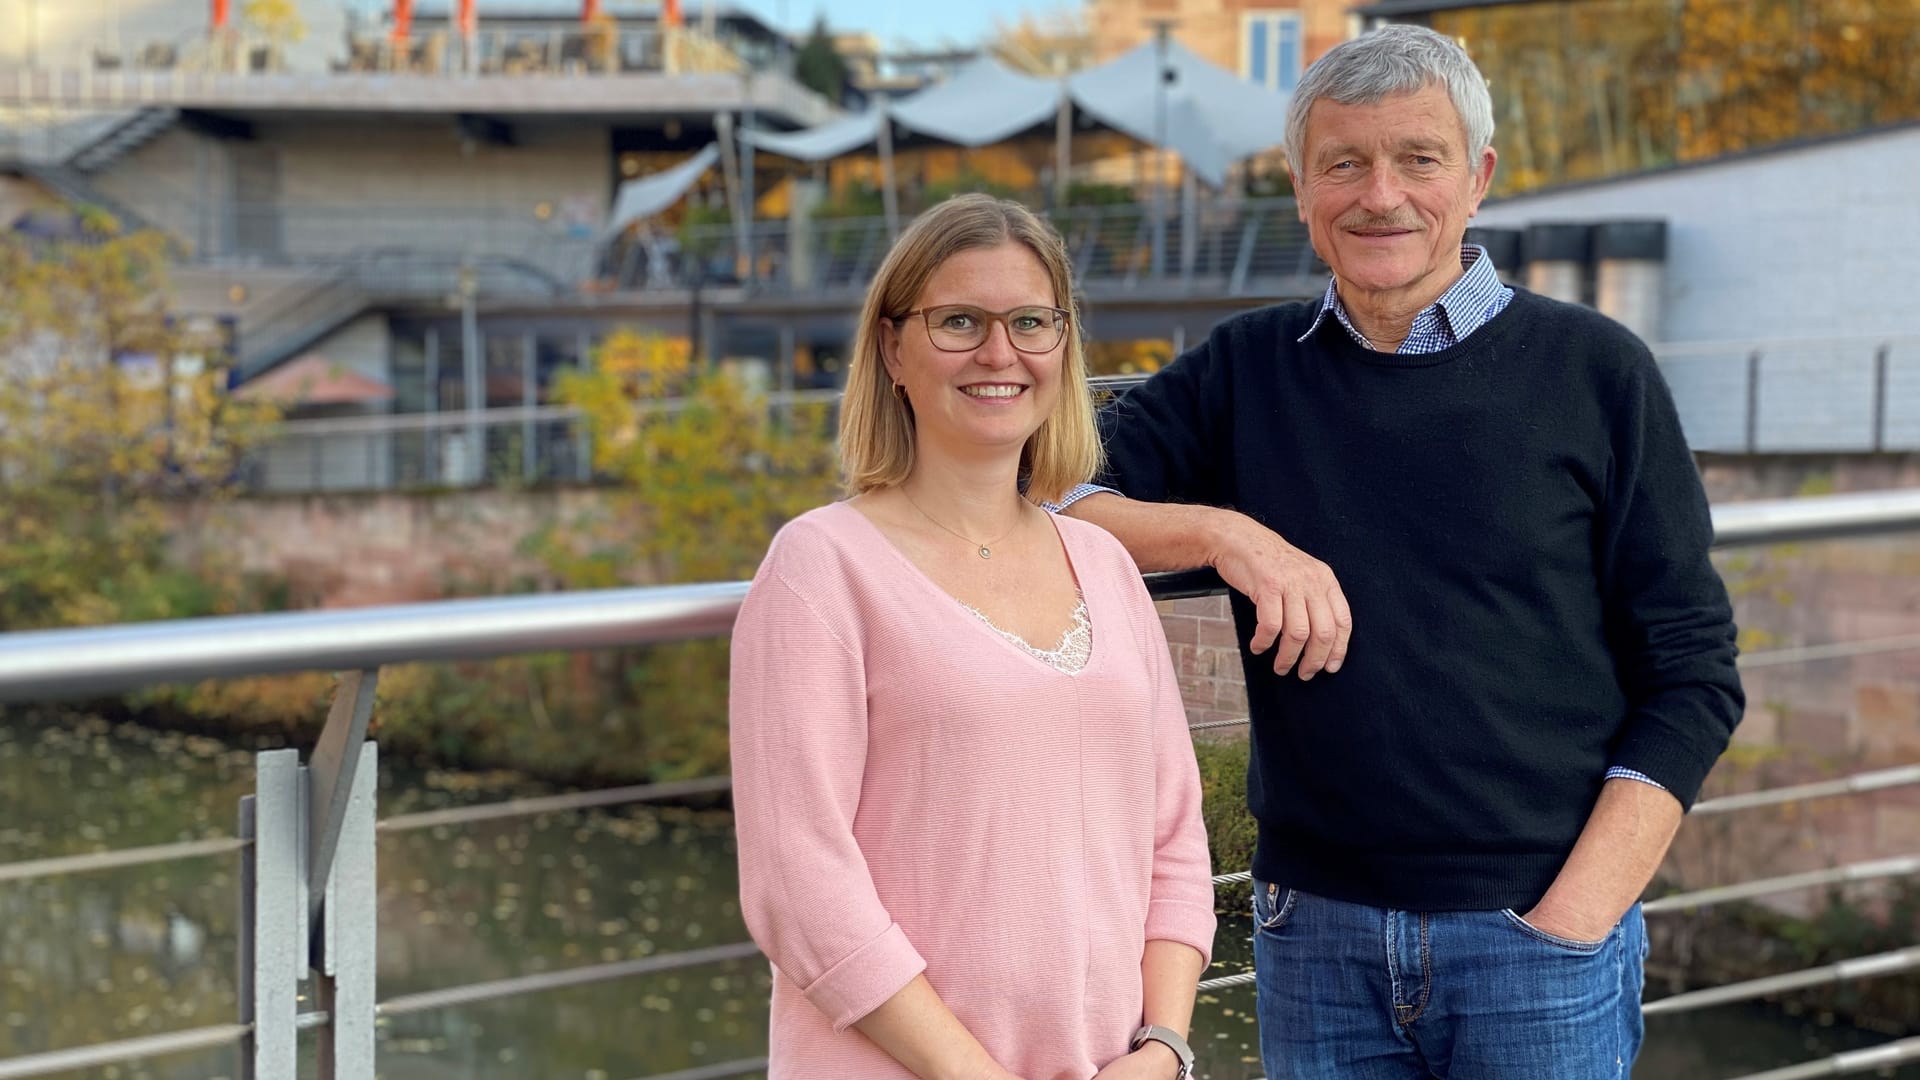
[604,198,1322,297]
[2,489,1920,1079]
[243,335,1920,498]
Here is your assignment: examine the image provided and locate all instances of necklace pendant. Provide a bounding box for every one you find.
[978,546,993,559]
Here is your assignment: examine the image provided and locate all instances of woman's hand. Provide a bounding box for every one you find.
[1090,1042,1182,1080]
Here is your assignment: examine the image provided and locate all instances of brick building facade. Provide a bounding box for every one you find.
[1086,0,1356,90]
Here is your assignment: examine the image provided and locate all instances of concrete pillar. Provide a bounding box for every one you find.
[787,177,824,290]
[1593,219,1667,343]
[1523,223,1590,304]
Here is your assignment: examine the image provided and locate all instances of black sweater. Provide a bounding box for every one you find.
[1099,289,1744,911]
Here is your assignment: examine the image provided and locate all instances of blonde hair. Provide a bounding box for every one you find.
[838,194,1101,504]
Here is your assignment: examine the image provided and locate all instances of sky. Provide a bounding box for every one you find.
[714,0,1064,51]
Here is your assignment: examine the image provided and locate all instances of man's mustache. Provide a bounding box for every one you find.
[1336,214,1424,233]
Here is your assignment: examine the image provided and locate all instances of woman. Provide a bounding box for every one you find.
[730,194,1215,1080]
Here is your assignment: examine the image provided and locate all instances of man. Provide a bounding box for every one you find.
[1061,23,1743,1079]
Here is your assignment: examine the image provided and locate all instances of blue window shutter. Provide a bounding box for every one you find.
[1248,18,1270,88]
[1278,17,1301,91]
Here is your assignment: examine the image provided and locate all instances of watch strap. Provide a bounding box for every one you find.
[1130,1023,1193,1079]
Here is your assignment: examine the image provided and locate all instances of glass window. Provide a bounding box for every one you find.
[485,332,529,409]
[535,334,585,404]
[1243,11,1302,92]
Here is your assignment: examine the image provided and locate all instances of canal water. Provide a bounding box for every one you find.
[1,714,1913,1079]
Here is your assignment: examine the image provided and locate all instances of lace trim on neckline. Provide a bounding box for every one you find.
[962,593,1092,674]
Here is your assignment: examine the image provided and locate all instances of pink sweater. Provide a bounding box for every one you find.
[729,501,1217,1080]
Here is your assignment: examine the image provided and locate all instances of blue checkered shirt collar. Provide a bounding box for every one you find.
[1299,244,1513,354]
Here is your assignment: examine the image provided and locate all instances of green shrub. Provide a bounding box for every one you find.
[1064,181,1136,207]
[1195,734,1256,912]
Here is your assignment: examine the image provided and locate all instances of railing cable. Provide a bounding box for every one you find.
[0,836,248,883]
[628,1059,770,1080]
[1718,1036,1920,1080]
[0,1023,250,1080]
[1641,946,1920,1016]
[376,942,762,1017]
[377,776,732,833]
[1740,632,1920,669]
[1644,854,1920,914]
[1692,764,1920,816]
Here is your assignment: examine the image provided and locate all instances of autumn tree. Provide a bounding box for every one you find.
[1440,0,1920,195]
[794,17,850,105]
[528,329,839,776]
[0,214,277,630]
[986,6,1095,75]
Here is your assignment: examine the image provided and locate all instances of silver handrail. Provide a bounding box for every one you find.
[4,487,1920,1077]
[0,582,746,702]
[10,487,1920,703]
[1710,488,1920,547]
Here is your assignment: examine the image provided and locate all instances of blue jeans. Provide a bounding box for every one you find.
[1252,882,1647,1079]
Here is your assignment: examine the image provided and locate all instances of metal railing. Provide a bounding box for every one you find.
[244,390,842,493]
[606,198,1319,297]
[241,332,1920,498]
[3,488,1920,1080]
[1659,334,1920,454]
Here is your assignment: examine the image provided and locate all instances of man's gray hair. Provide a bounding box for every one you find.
[1284,23,1494,175]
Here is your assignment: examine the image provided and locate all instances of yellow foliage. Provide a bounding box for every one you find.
[0,223,279,630]
[243,0,307,44]
[1086,338,1171,377]
[550,331,837,585]
[526,330,841,778]
[1437,0,1920,195]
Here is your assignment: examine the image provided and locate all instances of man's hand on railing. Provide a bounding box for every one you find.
[1207,509,1352,679]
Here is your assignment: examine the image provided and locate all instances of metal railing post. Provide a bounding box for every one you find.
[241,750,303,1080]
[1872,342,1891,452]
[315,741,378,1079]
[1229,215,1257,296]
[1746,348,1763,453]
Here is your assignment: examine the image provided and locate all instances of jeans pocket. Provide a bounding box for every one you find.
[1252,880,1298,935]
[1499,908,1612,954]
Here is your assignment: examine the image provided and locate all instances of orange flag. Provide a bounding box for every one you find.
[457,0,477,36]
[392,0,413,44]
[583,0,602,20]
[663,0,683,29]
[212,0,230,30]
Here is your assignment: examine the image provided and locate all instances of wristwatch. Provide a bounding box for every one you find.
[1130,1024,1194,1080]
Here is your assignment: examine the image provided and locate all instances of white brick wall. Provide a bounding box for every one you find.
[1473,125,1920,344]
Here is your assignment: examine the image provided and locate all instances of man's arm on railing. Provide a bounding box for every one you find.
[1063,492,1351,680]
[1073,331,1351,679]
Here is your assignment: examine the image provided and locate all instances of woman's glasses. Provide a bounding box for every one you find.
[895,304,1070,354]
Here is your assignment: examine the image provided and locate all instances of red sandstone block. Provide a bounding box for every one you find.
[1177,674,1217,707]
[1160,616,1201,645]
[1198,617,1240,648]
[1854,682,1920,761]
[1216,678,1249,713]
[1177,649,1216,678]
[1779,707,1854,758]
[1159,595,1221,614]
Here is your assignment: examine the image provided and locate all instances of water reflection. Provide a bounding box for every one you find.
[1,715,1914,1079]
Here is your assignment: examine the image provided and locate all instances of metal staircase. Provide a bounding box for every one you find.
[67,107,179,174]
